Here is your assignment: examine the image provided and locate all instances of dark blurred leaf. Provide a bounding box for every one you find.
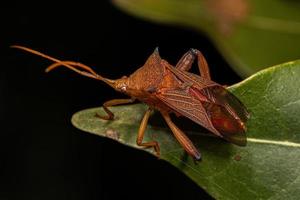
[112,0,300,77]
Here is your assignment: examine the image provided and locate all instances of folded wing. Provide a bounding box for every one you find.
[156,88,222,137]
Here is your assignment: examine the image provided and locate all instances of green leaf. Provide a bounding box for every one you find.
[112,0,300,77]
[72,60,300,199]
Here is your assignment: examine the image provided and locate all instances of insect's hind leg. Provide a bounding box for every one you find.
[96,98,135,120]
[162,112,201,160]
[175,49,195,71]
[175,49,211,80]
[136,107,160,157]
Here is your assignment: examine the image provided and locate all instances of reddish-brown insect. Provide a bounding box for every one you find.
[12,45,249,160]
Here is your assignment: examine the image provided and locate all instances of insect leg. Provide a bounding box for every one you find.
[175,49,195,71]
[192,49,211,80]
[136,107,160,157]
[96,98,135,120]
[162,112,201,160]
[176,49,211,80]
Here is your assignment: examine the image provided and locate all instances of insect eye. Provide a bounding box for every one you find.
[120,85,127,91]
[116,81,127,92]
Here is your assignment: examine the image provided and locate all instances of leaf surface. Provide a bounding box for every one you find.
[72,60,300,199]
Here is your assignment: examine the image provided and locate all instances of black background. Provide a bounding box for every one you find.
[1,1,241,200]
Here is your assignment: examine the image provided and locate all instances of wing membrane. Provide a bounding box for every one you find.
[202,102,247,146]
[201,85,249,123]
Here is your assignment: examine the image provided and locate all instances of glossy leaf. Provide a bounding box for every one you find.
[112,0,300,77]
[72,60,300,199]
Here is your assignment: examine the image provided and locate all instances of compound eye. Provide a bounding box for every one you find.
[120,85,127,92]
[121,86,126,92]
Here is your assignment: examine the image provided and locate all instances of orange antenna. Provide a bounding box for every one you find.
[11,45,115,87]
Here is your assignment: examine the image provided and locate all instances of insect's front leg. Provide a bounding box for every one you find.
[96,98,135,120]
[136,107,160,157]
[162,112,201,160]
[176,49,211,80]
